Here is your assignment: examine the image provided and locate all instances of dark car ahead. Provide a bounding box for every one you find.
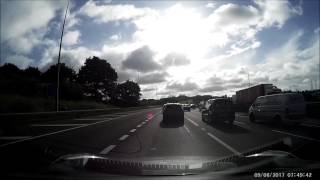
[182,104,191,111]
[162,103,184,124]
[201,98,235,124]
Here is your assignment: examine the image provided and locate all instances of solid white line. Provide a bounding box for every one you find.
[301,123,320,128]
[207,132,241,155]
[100,145,116,154]
[186,117,199,127]
[184,125,191,133]
[129,129,136,133]
[272,130,320,142]
[0,109,162,148]
[118,135,129,141]
[30,124,88,127]
[234,121,245,125]
[75,118,109,121]
[0,136,32,140]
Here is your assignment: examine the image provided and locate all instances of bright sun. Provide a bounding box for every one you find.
[138,4,212,59]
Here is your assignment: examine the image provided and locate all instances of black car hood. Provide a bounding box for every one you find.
[49,150,320,176]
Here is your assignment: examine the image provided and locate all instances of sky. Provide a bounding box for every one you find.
[0,0,319,99]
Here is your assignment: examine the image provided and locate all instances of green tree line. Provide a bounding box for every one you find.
[0,56,141,108]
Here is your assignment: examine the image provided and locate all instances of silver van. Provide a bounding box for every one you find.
[248,93,306,125]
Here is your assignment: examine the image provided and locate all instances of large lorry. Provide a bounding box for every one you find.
[235,84,281,106]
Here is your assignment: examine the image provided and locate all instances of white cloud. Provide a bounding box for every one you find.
[206,3,216,9]
[255,30,319,90]
[254,0,303,29]
[64,30,81,46]
[2,55,34,69]
[109,34,121,41]
[79,0,155,23]
[0,0,64,54]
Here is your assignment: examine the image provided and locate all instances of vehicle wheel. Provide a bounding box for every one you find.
[201,113,207,122]
[249,113,255,123]
[227,119,234,125]
[207,115,213,124]
[163,115,167,122]
[274,115,284,126]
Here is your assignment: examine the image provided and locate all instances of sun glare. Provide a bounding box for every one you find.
[140,5,212,59]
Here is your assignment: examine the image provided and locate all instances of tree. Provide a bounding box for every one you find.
[111,80,141,106]
[78,56,118,102]
[0,63,23,95]
[24,66,41,80]
[42,63,76,83]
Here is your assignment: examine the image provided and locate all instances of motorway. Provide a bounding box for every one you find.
[1,107,320,174]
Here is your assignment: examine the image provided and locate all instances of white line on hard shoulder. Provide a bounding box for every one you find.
[185,117,199,127]
[0,136,32,140]
[272,130,320,143]
[30,124,88,127]
[118,135,129,141]
[0,109,160,148]
[207,132,241,155]
[100,145,116,154]
[301,123,320,128]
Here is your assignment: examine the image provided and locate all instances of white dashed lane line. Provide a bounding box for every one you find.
[185,117,199,127]
[207,132,241,155]
[201,128,206,131]
[184,125,191,133]
[137,124,142,128]
[118,135,129,141]
[100,145,116,155]
[129,129,136,133]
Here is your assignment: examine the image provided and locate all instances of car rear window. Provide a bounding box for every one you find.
[213,99,233,107]
[164,105,182,111]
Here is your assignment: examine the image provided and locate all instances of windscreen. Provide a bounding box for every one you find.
[0,0,319,178]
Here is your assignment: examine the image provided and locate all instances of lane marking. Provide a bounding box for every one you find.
[142,122,146,124]
[272,130,320,142]
[301,123,320,128]
[201,128,206,131]
[0,136,32,140]
[75,118,110,121]
[100,145,116,154]
[234,121,245,125]
[30,124,88,127]
[118,135,129,141]
[129,129,136,133]
[184,125,191,134]
[137,124,142,128]
[207,132,241,155]
[0,109,162,148]
[186,117,199,127]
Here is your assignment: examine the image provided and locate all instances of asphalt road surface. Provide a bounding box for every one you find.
[1,107,320,174]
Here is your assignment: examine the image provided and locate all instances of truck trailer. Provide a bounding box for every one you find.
[236,84,281,106]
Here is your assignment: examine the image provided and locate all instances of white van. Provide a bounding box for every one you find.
[248,93,306,125]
